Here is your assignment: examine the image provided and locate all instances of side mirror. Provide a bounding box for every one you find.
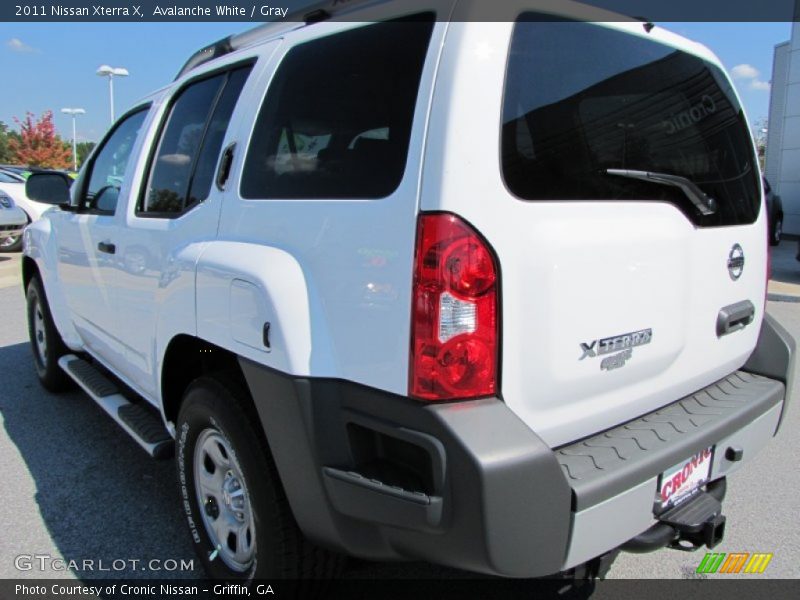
[25,172,73,206]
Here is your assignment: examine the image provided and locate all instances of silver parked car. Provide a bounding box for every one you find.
[0,190,27,243]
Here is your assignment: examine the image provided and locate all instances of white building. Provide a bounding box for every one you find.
[766,14,800,234]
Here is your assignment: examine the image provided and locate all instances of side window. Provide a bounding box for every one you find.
[241,15,434,200]
[81,108,148,214]
[140,64,252,216]
[188,67,251,204]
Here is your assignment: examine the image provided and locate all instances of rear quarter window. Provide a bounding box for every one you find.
[501,16,760,227]
[241,15,434,200]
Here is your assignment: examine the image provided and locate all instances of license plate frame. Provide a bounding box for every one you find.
[655,446,714,513]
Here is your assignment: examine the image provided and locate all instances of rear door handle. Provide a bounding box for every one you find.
[716,300,755,337]
[97,241,116,255]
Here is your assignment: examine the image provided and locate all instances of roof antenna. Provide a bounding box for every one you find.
[633,16,655,33]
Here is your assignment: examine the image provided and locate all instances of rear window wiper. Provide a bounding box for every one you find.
[604,169,717,216]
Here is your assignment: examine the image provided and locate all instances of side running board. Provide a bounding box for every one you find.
[58,355,173,459]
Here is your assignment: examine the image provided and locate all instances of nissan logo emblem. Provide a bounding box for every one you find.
[727,244,744,281]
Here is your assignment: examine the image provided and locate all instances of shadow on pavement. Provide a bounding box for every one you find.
[0,340,200,579]
[0,340,600,595]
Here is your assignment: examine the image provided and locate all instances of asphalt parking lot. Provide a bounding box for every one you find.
[0,247,798,583]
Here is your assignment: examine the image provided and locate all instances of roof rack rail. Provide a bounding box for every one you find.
[174,0,390,80]
[174,36,233,80]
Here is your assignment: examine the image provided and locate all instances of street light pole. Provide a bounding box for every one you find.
[60,108,85,172]
[108,75,114,122]
[96,65,129,125]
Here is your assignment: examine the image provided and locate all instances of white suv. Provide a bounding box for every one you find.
[21,0,795,582]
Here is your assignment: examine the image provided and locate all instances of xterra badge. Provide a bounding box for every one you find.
[580,328,652,371]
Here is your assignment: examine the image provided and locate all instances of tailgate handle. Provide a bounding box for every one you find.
[716,300,755,337]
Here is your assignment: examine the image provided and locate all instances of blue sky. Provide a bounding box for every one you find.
[1,22,253,142]
[0,21,792,143]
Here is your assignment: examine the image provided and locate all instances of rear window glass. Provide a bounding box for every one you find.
[501,16,760,227]
[241,15,434,199]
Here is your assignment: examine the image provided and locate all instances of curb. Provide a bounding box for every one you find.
[767,293,800,303]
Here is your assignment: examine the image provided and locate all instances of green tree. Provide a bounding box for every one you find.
[0,121,13,163]
[76,141,96,168]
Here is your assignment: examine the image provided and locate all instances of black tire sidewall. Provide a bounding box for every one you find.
[26,277,67,389]
[176,378,274,582]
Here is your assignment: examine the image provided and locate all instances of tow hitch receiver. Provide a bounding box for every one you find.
[660,492,726,551]
[621,481,728,554]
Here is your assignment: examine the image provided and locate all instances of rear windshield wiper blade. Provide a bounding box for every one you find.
[604,169,717,216]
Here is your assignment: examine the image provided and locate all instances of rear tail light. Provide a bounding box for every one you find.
[409,213,499,401]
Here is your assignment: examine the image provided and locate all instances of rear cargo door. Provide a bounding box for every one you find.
[427,18,766,447]
[500,18,766,446]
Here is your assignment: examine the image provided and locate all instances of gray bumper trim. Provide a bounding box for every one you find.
[743,312,796,433]
[557,370,784,511]
[238,359,572,577]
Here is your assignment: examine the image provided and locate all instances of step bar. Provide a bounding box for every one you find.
[58,355,173,459]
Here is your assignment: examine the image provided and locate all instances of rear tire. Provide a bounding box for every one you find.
[26,276,71,392]
[176,374,344,581]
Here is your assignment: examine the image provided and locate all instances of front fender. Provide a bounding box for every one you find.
[23,216,83,350]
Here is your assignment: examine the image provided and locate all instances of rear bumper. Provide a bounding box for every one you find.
[239,314,794,577]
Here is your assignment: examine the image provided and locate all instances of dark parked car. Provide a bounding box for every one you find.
[764,177,783,246]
